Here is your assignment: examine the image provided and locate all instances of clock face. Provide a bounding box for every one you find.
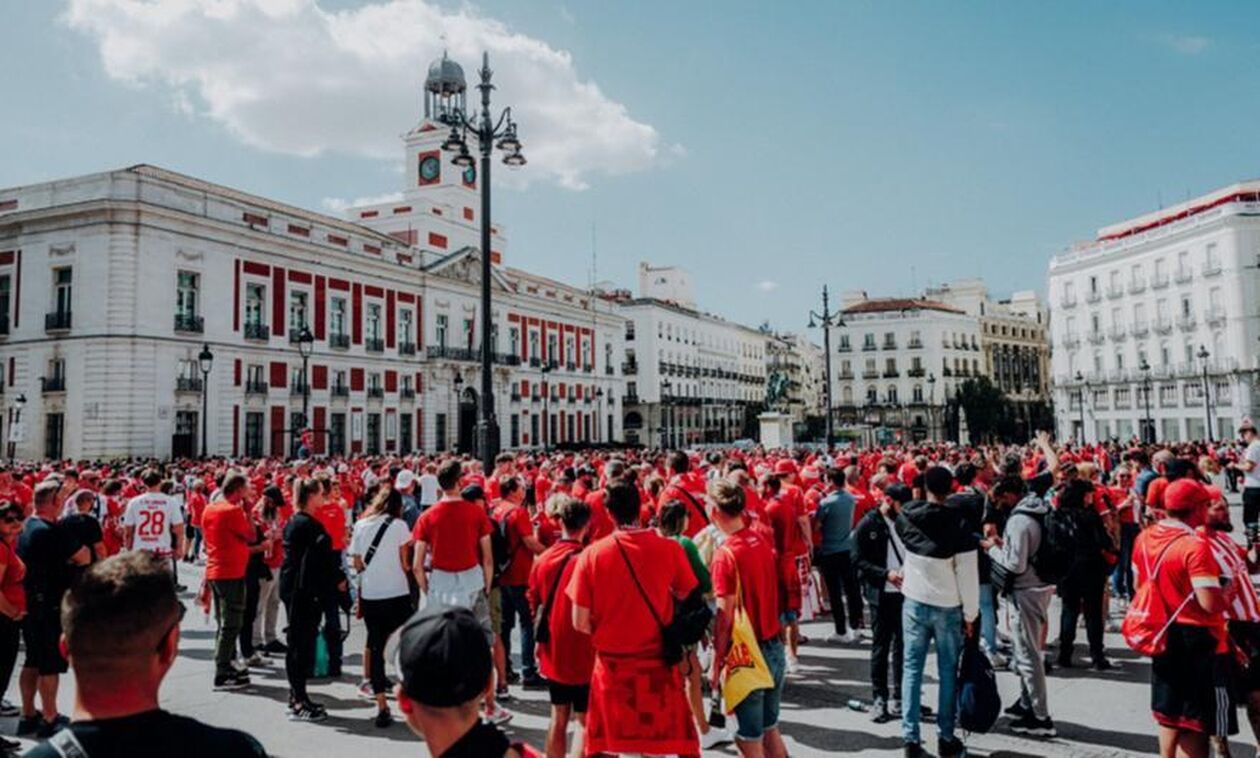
[419,155,441,184]
[462,166,476,187]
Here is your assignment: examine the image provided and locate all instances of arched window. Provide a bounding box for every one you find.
[887,385,898,403]
[912,384,923,403]
[866,385,878,403]
[842,386,853,404]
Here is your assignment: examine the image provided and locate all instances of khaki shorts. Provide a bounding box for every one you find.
[489,586,503,634]
[424,567,494,646]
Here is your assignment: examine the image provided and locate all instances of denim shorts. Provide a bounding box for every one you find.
[734,638,786,741]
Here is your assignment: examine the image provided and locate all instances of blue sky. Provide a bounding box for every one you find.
[2,1,1257,332]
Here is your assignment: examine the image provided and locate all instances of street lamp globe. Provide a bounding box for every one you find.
[14,394,25,411]
[198,343,214,375]
[452,144,475,168]
[297,327,315,359]
[502,149,526,168]
[1198,345,1210,362]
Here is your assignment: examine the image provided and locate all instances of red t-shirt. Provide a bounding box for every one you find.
[764,494,808,559]
[0,483,32,515]
[0,540,25,615]
[583,490,615,541]
[413,498,492,572]
[1109,486,1136,525]
[528,539,593,684]
[658,481,707,538]
[848,485,877,525]
[534,476,552,507]
[1146,477,1170,514]
[313,501,348,552]
[492,500,535,587]
[187,492,207,528]
[710,527,781,642]
[567,529,698,657]
[202,501,255,580]
[1133,521,1223,632]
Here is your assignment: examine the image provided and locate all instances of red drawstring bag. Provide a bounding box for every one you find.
[1122,534,1195,657]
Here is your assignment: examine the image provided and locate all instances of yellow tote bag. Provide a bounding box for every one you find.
[721,554,775,711]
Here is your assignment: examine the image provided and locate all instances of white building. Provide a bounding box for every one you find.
[829,294,981,442]
[609,265,767,447]
[766,331,825,432]
[0,54,624,459]
[1048,181,1260,443]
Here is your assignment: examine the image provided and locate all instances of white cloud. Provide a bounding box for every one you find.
[321,191,403,214]
[63,0,674,190]
[757,280,779,293]
[1162,34,1210,55]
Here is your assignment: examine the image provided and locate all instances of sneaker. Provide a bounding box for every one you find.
[903,741,925,757]
[245,652,266,667]
[786,655,801,674]
[214,671,250,690]
[494,686,514,703]
[35,714,69,738]
[888,698,902,717]
[1009,714,1056,737]
[827,629,860,644]
[699,727,732,749]
[288,701,327,723]
[871,698,893,724]
[483,705,513,726]
[1004,700,1032,719]
[15,715,43,737]
[1092,658,1115,672]
[262,640,288,655]
[374,709,393,729]
[938,736,966,757]
[989,651,1009,670]
[505,669,520,685]
[0,700,17,718]
[521,673,548,690]
[231,658,248,673]
[358,680,376,700]
[0,735,20,752]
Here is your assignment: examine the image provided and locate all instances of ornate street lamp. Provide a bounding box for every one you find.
[540,363,552,450]
[927,372,937,442]
[1139,359,1153,444]
[1198,345,1213,442]
[1074,370,1087,443]
[808,285,843,447]
[7,393,26,462]
[661,378,673,449]
[198,343,214,457]
[440,52,527,472]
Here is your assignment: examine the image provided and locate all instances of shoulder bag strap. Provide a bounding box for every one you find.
[675,488,709,526]
[362,516,394,568]
[613,536,666,632]
[540,549,579,629]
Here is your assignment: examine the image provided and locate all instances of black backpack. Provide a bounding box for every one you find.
[1026,507,1079,585]
[957,634,1000,733]
[489,506,524,582]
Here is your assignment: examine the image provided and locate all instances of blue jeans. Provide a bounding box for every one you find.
[733,638,786,742]
[901,598,963,744]
[979,582,997,654]
[500,584,536,676]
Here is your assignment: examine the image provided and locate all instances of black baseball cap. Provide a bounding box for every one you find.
[884,483,913,504]
[460,484,486,502]
[397,606,492,708]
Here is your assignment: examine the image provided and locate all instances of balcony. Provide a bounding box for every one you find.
[605,365,614,375]
[1061,333,1080,348]
[509,389,521,402]
[399,342,417,356]
[367,387,384,399]
[244,322,269,341]
[41,376,66,394]
[1130,321,1149,337]
[400,388,416,400]
[330,385,350,398]
[44,310,72,332]
[907,338,923,349]
[837,370,855,380]
[529,357,541,368]
[1108,325,1127,341]
[882,341,898,351]
[425,345,520,365]
[1127,279,1146,295]
[365,338,385,353]
[582,364,594,373]
[245,380,268,395]
[862,343,877,352]
[329,333,350,349]
[175,376,203,393]
[1203,261,1222,277]
[288,329,310,345]
[1106,285,1124,300]
[837,343,852,353]
[907,367,926,378]
[1151,273,1170,290]
[530,391,541,402]
[565,362,577,372]
[1153,316,1173,334]
[1175,268,1193,284]
[174,314,204,334]
[1177,314,1197,332]
[1059,294,1078,309]
[1087,330,1105,345]
[861,369,880,379]
[1085,290,1102,304]
[290,382,310,396]
[882,370,900,378]
[1205,307,1226,327]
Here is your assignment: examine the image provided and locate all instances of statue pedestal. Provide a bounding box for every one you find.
[758,412,794,449]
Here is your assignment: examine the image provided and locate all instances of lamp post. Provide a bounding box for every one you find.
[1140,359,1153,444]
[1074,370,1087,443]
[927,372,937,442]
[1198,345,1213,442]
[595,387,604,443]
[540,363,552,451]
[198,343,214,457]
[661,378,673,449]
[7,393,26,463]
[453,371,464,452]
[808,285,842,447]
[440,52,527,473]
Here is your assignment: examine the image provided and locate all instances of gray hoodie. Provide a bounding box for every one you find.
[987,494,1052,590]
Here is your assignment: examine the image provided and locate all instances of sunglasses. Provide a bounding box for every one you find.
[157,602,188,652]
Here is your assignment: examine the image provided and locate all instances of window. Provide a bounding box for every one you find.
[1180,296,1192,317]
[436,314,448,347]
[1206,242,1220,270]
[334,369,347,390]
[912,385,923,402]
[0,274,11,331]
[177,271,199,319]
[838,334,850,350]
[245,284,266,327]
[863,333,876,349]
[399,309,414,344]
[53,267,72,315]
[463,318,475,350]
[244,412,264,458]
[435,413,447,452]
[45,413,65,460]
[366,303,382,341]
[547,334,558,361]
[529,331,540,359]
[509,327,520,356]
[330,297,347,336]
[289,291,308,332]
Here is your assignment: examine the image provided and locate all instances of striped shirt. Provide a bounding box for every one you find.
[1201,528,1260,623]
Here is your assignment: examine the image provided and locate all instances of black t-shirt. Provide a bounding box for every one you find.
[25,709,266,758]
[279,512,337,603]
[60,514,103,561]
[443,718,513,758]
[18,517,82,607]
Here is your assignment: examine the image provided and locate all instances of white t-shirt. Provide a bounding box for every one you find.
[416,474,440,506]
[1244,441,1260,489]
[350,514,412,600]
[122,492,184,555]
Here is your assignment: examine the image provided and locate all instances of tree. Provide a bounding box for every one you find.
[956,376,1015,443]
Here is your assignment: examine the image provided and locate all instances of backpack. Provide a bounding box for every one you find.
[1122,534,1195,657]
[489,506,523,582]
[1025,507,1078,585]
[956,634,1000,733]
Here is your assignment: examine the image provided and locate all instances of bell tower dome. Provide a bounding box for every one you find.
[424,51,467,124]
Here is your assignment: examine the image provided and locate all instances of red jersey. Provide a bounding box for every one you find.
[1133,520,1224,634]
[187,492,208,528]
[491,500,535,587]
[313,501,348,552]
[583,489,616,541]
[764,494,809,559]
[711,527,781,642]
[0,540,25,615]
[567,529,698,657]
[528,539,593,684]
[202,501,255,581]
[1201,528,1260,624]
[658,480,707,538]
[413,497,492,572]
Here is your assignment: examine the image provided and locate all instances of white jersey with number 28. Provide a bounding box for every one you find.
[122,493,184,555]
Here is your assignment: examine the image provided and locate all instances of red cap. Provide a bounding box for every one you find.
[1205,485,1224,502]
[774,459,798,475]
[1164,479,1210,513]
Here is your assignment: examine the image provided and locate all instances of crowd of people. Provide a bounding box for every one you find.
[0,424,1255,756]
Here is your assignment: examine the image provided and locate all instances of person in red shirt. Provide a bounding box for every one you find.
[1131,478,1227,755]
[527,495,593,758]
[184,481,208,564]
[658,452,709,538]
[569,481,700,757]
[310,477,348,677]
[0,470,32,517]
[708,478,786,755]
[492,477,545,688]
[201,472,261,690]
[582,460,622,542]
[0,501,25,751]
[762,473,811,671]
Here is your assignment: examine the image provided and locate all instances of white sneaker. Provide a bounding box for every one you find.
[786,655,801,674]
[245,653,265,667]
[483,705,513,726]
[827,629,859,644]
[700,727,733,749]
[989,651,1009,669]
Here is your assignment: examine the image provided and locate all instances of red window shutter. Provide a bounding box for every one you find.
[428,232,447,249]
[270,362,287,389]
[385,370,397,392]
[463,207,474,221]
[520,379,529,395]
[270,406,286,456]
[350,368,365,392]
[314,276,326,340]
[272,267,286,337]
[386,290,396,348]
[312,407,327,454]
[234,359,241,387]
[233,260,241,332]
[416,373,424,393]
[311,365,328,390]
[352,283,363,344]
